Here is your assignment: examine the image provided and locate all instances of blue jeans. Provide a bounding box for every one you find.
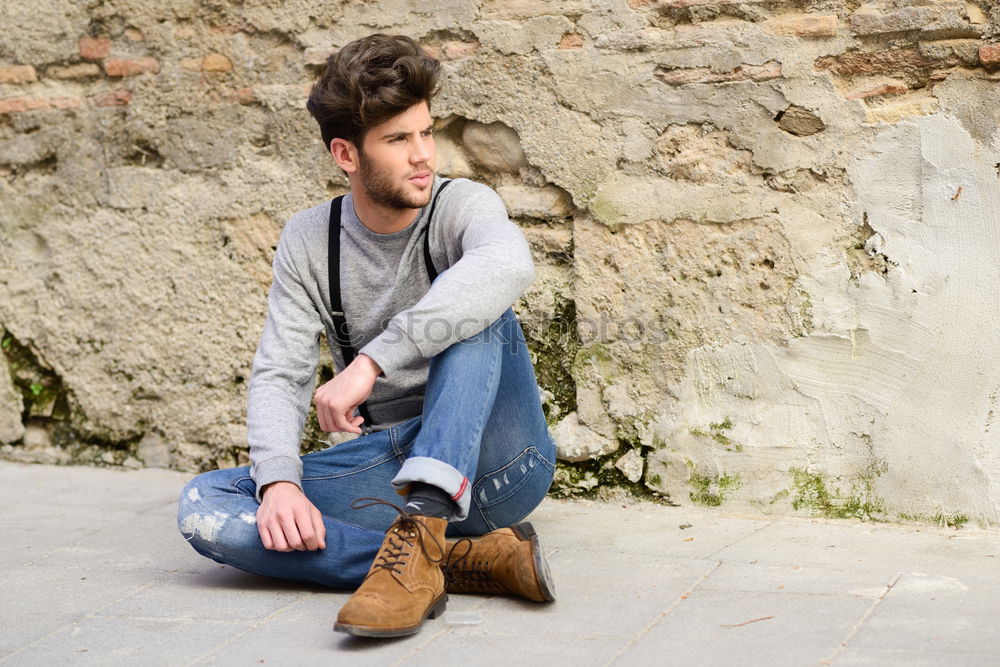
[177,308,556,590]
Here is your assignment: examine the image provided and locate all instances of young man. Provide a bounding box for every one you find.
[177,33,557,638]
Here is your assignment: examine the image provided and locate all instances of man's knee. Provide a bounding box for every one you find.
[177,474,213,546]
[176,472,257,558]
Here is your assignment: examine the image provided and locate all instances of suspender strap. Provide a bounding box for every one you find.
[422,179,452,283]
[327,179,452,430]
[327,195,374,428]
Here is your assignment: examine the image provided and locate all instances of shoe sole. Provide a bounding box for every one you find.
[333,594,447,638]
[510,522,556,602]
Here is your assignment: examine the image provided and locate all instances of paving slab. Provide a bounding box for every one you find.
[194,591,443,666]
[615,589,874,667]
[834,647,999,666]
[401,633,630,666]
[1,525,99,569]
[98,568,314,623]
[3,461,1000,666]
[848,572,1000,655]
[11,616,254,667]
[0,563,172,655]
[530,497,771,559]
[447,552,718,639]
[697,560,896,599]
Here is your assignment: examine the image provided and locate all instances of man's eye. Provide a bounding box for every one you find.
[422,129,434,137]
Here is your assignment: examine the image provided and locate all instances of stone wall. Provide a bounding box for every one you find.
[2,0,999,525]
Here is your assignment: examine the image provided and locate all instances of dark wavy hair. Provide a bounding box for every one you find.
[306,34,441,150]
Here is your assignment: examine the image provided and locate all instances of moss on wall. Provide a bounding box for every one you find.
[789,468,887,521]
[689,472,742,507]
[524,293,580,425]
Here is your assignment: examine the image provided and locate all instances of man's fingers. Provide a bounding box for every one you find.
[266,521,291,552]
[316,402,332,432]
[258,523,274,550]
[311,506,327,550]
[316,397,360,434]
[297,510,318,550]
[278,513,305,551]
[331,408,361,434]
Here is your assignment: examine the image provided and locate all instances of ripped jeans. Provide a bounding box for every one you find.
[177,308,556,590]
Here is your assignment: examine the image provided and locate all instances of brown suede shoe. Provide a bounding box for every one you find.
[443,522,555,602]
[334,504,448,638]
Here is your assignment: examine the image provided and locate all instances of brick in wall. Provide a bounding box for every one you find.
[0,96,81,114]
[92,90,132,107]
[79,37,112,61]
[0,66,37,84]
[104,58,160,77]
[816,49,936,75]
[47,63,102,79]
[981,45,1000,67]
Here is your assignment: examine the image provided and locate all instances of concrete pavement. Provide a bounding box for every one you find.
[2,460,999,666]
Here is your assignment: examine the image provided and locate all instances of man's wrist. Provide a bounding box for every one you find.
[261,480,300,497]
[356,353,383,378]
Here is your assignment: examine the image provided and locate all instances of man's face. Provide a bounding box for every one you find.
[356,101,436,211]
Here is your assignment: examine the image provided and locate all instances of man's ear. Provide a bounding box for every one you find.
[330,138,359,174]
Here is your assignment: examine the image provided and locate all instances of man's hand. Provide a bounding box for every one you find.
[314,354,382,434]
[256,481,327,551]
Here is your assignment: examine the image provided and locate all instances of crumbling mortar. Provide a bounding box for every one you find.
[0,330,148,467]
[525,292,580,425]
[551,432,670,505]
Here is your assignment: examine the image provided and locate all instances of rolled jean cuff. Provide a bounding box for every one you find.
[391,456,471,521]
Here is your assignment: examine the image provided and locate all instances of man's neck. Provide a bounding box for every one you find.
[350,189,420,235]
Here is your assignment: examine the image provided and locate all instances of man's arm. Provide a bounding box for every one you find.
[246,218,327,550]
[313,353,382,434]
[359,181,535,377]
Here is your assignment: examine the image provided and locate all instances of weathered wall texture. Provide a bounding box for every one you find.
[2,0,1000,524]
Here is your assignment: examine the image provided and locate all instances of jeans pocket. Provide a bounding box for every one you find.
[471,447,555,532]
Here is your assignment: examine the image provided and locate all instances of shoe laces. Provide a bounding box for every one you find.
[443,539,505,592]
[351,497,446,575]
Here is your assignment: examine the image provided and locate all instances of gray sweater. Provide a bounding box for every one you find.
[246,177,536,493]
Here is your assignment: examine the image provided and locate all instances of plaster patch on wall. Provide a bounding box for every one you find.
[649,114,1000,524]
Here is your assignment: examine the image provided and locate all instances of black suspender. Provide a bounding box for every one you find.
[421,179,451,283]
[327,179,453,430]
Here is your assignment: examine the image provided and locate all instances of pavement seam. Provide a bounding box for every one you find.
[182,591,315,666]
[138,498,186,515]
[17,524,119,569]
[702,519,776,560]
[602,560,723,666]
[821,572,901,665]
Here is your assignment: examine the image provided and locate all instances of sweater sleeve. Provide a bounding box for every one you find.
[246,219,324,500]
[359,181,535,377]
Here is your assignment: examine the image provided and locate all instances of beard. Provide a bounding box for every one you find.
[357,149,434,211]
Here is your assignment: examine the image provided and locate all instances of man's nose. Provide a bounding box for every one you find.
[411,135,432,164]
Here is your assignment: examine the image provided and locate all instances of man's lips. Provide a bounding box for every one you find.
[408,172,431,187]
